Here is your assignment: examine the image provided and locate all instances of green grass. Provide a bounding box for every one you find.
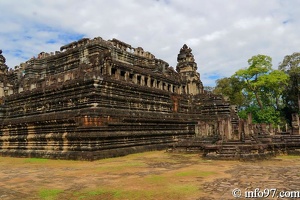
[145,174,166,183]
[87,188,122,198]
[75,188,125,199]
[74,185,199,200]
[24,158,49,163]
[38,189,63,200]
[89,170,195,199]
[169,184,199,195]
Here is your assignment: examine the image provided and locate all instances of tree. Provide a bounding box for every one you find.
[213,76,245,107]
[233,54,272,110]
[256,70,289,109]
[238,105,281,124]
[215,54,290,125]
[279,52,300,112]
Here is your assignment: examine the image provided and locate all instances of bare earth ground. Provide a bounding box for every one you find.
[0,151,300,200]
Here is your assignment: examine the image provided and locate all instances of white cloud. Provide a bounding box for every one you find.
[0,0,300,86]
[202,30,228,42]
[234,17,273,30]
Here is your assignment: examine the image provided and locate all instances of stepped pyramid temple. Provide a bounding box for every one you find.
[0,37,299,160]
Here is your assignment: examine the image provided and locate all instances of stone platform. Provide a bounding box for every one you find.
[169,134,300,160]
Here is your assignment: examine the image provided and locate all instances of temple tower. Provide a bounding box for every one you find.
[0,50,8,75]
[0,50,8,97]
[176,44,203,95]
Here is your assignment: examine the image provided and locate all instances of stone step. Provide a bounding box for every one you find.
[221,145,240,148]
[223,141,243,144]
[221,148,237,151]
[220,152,236,155]
[221,149,237,152]
[217,154,238,157]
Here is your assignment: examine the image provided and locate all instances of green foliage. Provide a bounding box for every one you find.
[238,106,281,125]
[216,54,294,125]
[256,70,289,109]
[234,54,272,84]
[255,107,281,124]
[279,52,300,113]
[238,106,257,120]
[233,54,273,110]
[278,52,300,72]
[214,76,245,107]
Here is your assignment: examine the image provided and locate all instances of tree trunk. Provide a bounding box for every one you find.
[254,92,263,110]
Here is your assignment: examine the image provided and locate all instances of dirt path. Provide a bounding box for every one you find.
[0,151,299,200]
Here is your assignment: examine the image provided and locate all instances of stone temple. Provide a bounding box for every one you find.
[0,37,299,160]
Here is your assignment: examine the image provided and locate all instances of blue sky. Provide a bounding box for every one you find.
[0,0,300,86]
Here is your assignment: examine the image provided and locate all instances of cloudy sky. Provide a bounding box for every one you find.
[0,0,299,86]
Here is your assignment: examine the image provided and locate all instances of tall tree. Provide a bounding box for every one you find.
[279,52,300,112]
[215,54,289,125]
[256,70,289,109]
[233,54,272,110]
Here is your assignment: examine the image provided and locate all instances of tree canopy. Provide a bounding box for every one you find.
[214,53,293,125]
[279,52,300,113]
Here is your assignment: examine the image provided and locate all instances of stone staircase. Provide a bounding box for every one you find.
[204,140,274,160]
[167,135,220,153]
[169,133,300,160]
[272,134,300,155]
[217,142,240,159]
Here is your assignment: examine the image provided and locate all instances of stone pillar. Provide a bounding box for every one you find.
[153,79,157,88]
[0,82,4,97]
[115,69,120,79]
[133,74,138,84]
[269,124,274,135]
[244,120,249,137]
[277,125,281,133]
[238,120,244,141]
[107,65,112,76]
[141,76,145,86]
[224,117,232,140]
[125,72,129,81]
[292,113,300,134]
[147,77,151,87]
[179,86,182,94]
[218,120,225,141]
[158,81,162,90]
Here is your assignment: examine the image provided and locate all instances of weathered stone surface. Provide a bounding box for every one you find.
[0,38,235,160]
[170,112,300,160]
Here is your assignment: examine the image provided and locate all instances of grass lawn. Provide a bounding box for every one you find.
[0,151,299,199]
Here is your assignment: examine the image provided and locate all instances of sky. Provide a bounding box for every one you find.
[0,0,299,86]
